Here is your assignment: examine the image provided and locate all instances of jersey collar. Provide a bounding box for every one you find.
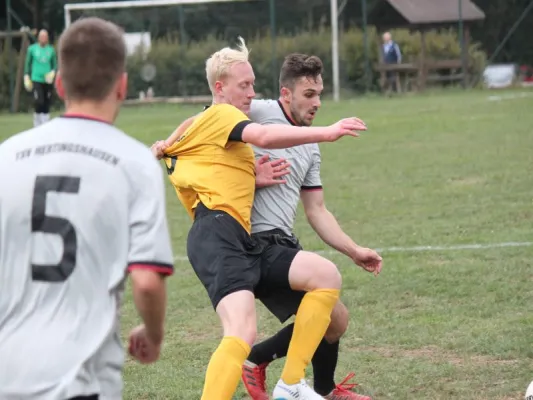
[61,113,113,125]
[276,100,297,126]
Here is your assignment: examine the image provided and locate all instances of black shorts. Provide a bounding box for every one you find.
[32,81,53,106]
[253,229,307,323]
[187,203,300,311]
[68,395,98,400]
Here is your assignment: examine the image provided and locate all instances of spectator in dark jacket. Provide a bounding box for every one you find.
[382,32,402,93]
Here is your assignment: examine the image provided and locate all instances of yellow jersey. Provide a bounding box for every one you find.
[164,103,256,233]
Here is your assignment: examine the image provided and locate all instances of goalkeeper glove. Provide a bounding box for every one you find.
[45,70,56,84]
[24,75,33,92]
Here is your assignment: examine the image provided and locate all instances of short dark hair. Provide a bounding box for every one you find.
[279,53,323,90]
[58,17,126,101]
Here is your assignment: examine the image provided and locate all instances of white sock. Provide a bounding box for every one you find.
[41,113,50,124]
[33,113,40,127]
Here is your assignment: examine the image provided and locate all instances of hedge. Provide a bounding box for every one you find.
[126,27,486,98]
[1,27,486,111]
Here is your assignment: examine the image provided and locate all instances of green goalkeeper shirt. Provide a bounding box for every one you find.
[24,43,57,83]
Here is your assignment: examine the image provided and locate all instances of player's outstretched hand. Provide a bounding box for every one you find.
[255,154,291,188]
[128,324,162,364]
[326,117,367,142]
[151,140,167,160]
[351,246,382,276]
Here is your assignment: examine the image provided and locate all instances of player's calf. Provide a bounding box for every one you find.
[325,300,349,344]
[200,290,256,400]
[274,251,341,396]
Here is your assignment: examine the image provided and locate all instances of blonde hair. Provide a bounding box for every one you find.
[205,36,250,93]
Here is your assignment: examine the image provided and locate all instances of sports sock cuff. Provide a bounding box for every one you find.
[308,288,340,308]
[223,336,251,357]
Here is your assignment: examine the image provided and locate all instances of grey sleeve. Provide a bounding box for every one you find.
[127,155,174,275]
[248,100,277,125]
[302,147,323,190]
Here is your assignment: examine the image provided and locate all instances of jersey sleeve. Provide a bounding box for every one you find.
[210,104,253,146]
[127,156,174,275]
[24,45,33,75]
[302,147,323,191]
[248,100,276,125]
[51,48,57,71]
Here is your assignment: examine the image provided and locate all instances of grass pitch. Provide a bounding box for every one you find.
[1,89,532,399]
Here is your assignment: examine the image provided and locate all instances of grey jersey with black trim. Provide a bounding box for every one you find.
[249,99,322,236]
[0,116,174,400]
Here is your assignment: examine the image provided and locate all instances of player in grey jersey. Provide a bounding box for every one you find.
[240,54,382,400]
[0,18,174,400]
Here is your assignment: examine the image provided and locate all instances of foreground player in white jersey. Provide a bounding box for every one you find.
[0,17,174,400]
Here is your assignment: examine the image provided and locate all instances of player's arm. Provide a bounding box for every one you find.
[24,47,33,91]
[210,104,366,149]
[24,46,32,76]
[150,115,197,159]
[300,155,382,274]
[300,188,361,258]
[127,157,174,345]
[239,118,366,149]
[164,115,197,146]
[45,49,57,84]
[300,151,359,257]
[129,269,167,344]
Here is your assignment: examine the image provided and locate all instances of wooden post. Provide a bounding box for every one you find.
[395,67,402,93]
[14,33,30,113]
[464,24,471,86]
[418,29,427,91]
[376,37,385,91]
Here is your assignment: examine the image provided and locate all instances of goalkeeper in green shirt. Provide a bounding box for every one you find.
[24,29,57,127]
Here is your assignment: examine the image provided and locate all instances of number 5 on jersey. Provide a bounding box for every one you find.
[31,175,80,283]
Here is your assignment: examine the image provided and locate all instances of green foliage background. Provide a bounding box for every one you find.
[2,26,485,111]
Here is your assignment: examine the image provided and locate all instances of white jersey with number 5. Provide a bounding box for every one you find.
[0,115,174,400]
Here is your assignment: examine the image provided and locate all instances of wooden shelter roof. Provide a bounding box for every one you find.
[371,0,485,26]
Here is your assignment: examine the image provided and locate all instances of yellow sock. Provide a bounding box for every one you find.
[200,336,251,400]
[281,288,340,385]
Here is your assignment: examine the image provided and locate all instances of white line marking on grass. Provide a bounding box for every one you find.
[487,92,533,101]
[173,241,533,262]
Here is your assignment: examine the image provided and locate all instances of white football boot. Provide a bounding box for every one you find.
[272,378,325,399]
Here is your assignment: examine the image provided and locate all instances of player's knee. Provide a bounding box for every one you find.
[325,301,349,343]
[309,259,342,290]
[289,252,342,292]
[216,291,257,346]
[224,319,257,346]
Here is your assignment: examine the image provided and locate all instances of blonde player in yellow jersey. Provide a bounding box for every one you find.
[159,37,373,400]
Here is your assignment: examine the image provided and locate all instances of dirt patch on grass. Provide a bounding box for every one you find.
[357,345,518,366]
[448,176,485,186]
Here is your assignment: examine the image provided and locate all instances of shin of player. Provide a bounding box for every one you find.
[24,29,57,127]
[161,38,366,400]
